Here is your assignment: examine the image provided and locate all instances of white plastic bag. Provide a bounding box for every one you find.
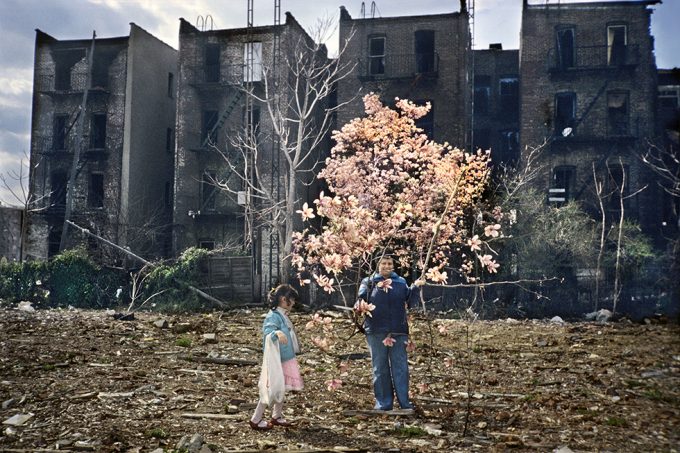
[258,335,285,405]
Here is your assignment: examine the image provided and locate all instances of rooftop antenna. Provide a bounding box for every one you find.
[371,1,376,18]
[361,2,365,18]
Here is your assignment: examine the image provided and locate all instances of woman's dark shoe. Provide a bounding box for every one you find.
[249,419,273,431]
[270,417,294,427]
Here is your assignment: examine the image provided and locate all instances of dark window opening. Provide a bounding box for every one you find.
[368,36,385,75]
[202,171,217,211]
[48,224,62,258]
[474,75,491,116]
[199,240,215,250]
[499,77,519,119]
[608,91,629,136]
[415,30,435,73]
[607,25,627,66]
[473,129,491,152]
[166,127,173,153]
[53,49,85,91]
[91,50,117,89]
[167,72,174,98]
[497,129,519,164]
[550,166,575,204]
[556,27,575,69]
[205,44,220,83]
[88,173,104,208]
[50,171,67,207]
[555,92,576,136]
[53,114,68,151]
[414,100,434,138]
[90,113,106,149]
[202,110,219,145]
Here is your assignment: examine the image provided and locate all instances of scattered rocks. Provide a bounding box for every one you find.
[2,413,34,426]
[17,301,35,312]
[172,323,193,334]
[585,309,613,323]
[203,333,218,343]
[153,319,169,329]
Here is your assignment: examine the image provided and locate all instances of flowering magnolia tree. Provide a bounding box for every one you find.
[292,93,503,298]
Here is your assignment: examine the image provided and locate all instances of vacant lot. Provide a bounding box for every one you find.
[0,306,678,452]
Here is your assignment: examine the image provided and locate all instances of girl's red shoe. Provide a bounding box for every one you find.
[270,417,293,427]
[249,419,273,431]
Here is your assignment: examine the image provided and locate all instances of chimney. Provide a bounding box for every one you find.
[460,0,467,13]
[489,43,503,50]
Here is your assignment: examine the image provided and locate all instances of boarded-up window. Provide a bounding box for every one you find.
[550,166,575,204]
[415,30,435,73]
[53,114,68,151]
[499,77,519,118]
[555,92,576,135]
[474,75,491,116]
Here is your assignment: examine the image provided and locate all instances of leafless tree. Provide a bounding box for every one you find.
[0,150,48,261]
[212,17,356,282]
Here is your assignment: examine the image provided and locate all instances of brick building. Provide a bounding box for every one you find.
[519,0,662,237]
[473,45,520,166]
[336,2,471,149]
[26,24,177,261]
[0,206,23,261]
[172,13,329,297]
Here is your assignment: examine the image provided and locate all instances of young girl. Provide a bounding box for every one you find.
[249,284,304,430]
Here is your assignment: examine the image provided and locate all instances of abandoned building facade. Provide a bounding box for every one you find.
[26,24,177,261]
[337,5,471,149]
[23,1,677,301]
[519,0,664,241]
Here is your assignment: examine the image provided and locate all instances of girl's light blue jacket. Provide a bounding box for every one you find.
[262,309,296,362]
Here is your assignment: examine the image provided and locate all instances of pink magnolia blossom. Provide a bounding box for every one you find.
[325,379,343,391]
[376,278,393,292]
[478,254,500,273]
[296,202,315,221]
[467,234,482,252]
[405,340,416,353]
[355,300,376,317]
[484,224,501,238]
[382,336,396,347]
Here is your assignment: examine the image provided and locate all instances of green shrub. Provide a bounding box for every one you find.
[0,259,49,305]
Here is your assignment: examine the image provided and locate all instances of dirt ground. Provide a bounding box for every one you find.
[0,305,678,452]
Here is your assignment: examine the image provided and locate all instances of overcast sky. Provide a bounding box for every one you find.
[1,0,678,206]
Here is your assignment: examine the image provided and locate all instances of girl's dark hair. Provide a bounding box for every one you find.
[268,284,299,310]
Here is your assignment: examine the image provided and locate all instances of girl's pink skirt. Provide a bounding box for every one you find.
[281,358,304,391]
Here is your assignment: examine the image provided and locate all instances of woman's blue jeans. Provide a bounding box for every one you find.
[366,333,412,410]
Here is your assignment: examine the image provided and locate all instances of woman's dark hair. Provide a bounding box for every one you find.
[268,284,299,310]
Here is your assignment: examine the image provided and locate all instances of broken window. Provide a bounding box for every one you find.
[48,224,62,258]
[201,171,217,211]
[659,86,680,109]
[607,91,629,136]
[415,30,435,73]
[50,171,67,207]
[205,44,220,83]
[607,25,627,66]
[499,77,519,118]
[53,48,85,91]
[202,110,219,145]
[53,114,68,151]
[474,75,491,116]
[244,42,263,82]
[88,173,104,208]
[368,36,386,76]
[167,72,174,98]
[414,100,434,138]
[91,49,117,89]
[555,92,576,136]
[556,27,575,69]
[549,166,575,204]
[90,113,107,149]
